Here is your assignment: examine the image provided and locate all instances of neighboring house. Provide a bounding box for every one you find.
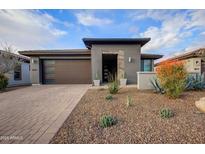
[19,38,162,85]
[0,50,31,87]
[155,48,205,75]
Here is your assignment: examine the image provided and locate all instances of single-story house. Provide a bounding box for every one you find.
[0,50,31,87]
[19,38,162,85]
[155,48,205,75]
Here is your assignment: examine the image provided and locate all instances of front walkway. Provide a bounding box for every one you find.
[0,84,90,144]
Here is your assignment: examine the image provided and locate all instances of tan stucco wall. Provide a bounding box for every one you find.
[91,44,141,84]
[137,72,199,90]
[30,57,40,84]
[184,58,201,74]
[137,72,156,89]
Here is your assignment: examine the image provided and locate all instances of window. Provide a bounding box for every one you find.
[14,65,22,80]
[141,59,153,72]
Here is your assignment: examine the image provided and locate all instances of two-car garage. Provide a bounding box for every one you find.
[42,59,92,84]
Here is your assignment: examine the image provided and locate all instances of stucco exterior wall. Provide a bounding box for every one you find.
[5,62,30,87]
[30,57,40,84]
[184,58,201,74]
[137,72,200,90]
[91,44,141,84]
[137,72,156,89]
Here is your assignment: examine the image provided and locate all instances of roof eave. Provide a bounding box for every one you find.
[82,38,151,49]
[141,54,163,60]
[19,49,91,57]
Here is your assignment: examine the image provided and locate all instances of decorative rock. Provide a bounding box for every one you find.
[195,97,205,113]
[200,97,205,101]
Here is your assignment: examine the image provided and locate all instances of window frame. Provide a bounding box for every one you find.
[141,59,153,72]
[14,64,22,81]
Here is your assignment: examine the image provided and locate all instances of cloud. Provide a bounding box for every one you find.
[75,12,112,26]
[184,37,205,52]
[0,10,67,51]
[140,14,188,52]
[200,31,205,36]
[187,10,205,29]
[132,10,205,53]
[130,10,178,22]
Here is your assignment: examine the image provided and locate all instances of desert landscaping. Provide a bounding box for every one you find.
[51,88,205,144]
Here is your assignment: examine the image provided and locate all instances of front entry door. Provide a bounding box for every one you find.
[102,54,117,82]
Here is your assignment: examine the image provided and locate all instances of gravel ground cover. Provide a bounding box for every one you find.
[51,88,205,144]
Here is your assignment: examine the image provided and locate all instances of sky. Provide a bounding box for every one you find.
[0,9,205,59]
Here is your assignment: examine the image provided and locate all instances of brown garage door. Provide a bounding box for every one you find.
[43,59,91,84]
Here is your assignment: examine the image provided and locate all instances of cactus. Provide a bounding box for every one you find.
[105,95,113,101]
[99,115,117,128]
[160,108,174,119]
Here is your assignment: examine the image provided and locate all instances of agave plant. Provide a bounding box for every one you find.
[185,73,205,90]
[150,77,165,94]
[160,108,174,119]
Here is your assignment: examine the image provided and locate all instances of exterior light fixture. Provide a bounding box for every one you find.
[128,57,132,63]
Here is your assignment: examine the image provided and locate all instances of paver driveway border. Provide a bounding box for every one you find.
[0,85,90,144]
[36,85,91,144]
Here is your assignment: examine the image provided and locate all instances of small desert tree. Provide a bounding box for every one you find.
[0,42,19,90]
[156,61,187,99]
[0,42,20,74]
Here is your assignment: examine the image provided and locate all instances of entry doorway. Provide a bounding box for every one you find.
[102,54,117,83]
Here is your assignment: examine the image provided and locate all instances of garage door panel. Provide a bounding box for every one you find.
[43,59,91,84]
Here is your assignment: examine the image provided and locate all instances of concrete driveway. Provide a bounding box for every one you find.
[0,85,90,144]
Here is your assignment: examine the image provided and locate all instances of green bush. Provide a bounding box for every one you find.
[108,81,119,94]
[160,108,174,119]
[105,95,113,101]
[99,115,117,128]
[156,62,187,99]
[0,73,8,91]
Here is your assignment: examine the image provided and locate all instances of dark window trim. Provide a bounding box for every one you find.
[141,59,153,72]
[14,65,22,81]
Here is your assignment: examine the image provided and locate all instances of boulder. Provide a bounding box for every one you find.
[195,97,205,113]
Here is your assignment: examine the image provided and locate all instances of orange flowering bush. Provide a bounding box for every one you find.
[156,61,187,98]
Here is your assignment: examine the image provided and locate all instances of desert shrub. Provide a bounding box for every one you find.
[108,80,119,94]
[99,115,117,128]
[105,95,113,101]
[126,95,132,107]
[150,77,165,94]
[156,61,187,98]
[0,73,8,91]
[185,74,205,90]
[160,108,174,119]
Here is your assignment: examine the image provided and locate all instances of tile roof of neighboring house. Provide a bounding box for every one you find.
[0,50,30,62]
[155,48,205,66]
[82,38,151,49]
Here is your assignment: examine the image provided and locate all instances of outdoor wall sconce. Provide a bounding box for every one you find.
[128,57,132,63]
